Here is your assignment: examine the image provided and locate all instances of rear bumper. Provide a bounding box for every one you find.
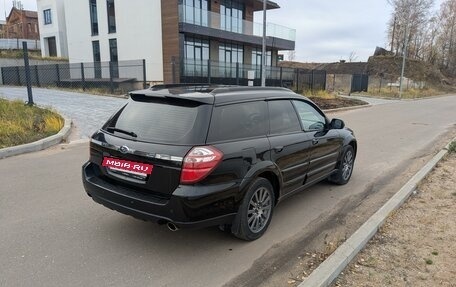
[82,162,238,229]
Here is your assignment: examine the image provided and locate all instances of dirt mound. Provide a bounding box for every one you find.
[280,57,452,86]
[366,55,448,85]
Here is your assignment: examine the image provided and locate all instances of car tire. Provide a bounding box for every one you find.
[231,178,275,241]
[328,145,355,185]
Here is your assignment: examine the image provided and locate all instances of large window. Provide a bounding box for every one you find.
[183,0,209,27]
[109,38,118,78]
[221,0,244,33]
[109,38,118,62]
[106,0,116,33]
[89,0,98,35]
[219,42,243,77]
[92,41,101,78]
[219,43,243,64]
[43,9,52,25]
[92,41,101,62]
[252,48,272,66]
[184,36,210,77]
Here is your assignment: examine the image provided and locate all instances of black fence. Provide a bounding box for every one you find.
[351,74,369,93]
[1,59,147,94]
[295,69,327,92]
[178,59,326,93]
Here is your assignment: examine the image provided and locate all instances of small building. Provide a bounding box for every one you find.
[37,0,68,57]
[4,7,39,40]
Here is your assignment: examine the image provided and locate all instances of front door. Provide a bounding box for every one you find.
[47,37,57,57]
[292,100,343,184]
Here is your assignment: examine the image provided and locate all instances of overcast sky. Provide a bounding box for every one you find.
[0,0,443,63]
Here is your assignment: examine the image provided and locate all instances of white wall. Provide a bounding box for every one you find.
[64,0,163,82]
[37,0,68,58]
[63,0,93,63]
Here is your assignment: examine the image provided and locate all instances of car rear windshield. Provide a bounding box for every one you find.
[103,98,211,145]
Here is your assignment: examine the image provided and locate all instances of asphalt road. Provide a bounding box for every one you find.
[1,95,455,287]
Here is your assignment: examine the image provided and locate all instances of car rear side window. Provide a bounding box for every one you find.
[208,101,268,142]
[268,100,302,135]
[104,99,211,145]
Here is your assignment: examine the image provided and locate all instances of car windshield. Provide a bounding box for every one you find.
[103,98,211,145]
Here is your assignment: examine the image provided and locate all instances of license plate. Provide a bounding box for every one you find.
[102,157,153,175]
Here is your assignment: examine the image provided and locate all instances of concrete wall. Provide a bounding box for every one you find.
[326,74,352,93]
[37,0,68,58]
[64,0,163,82]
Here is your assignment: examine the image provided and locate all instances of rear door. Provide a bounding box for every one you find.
[89,96,212,197]
[292,100,343,184]
[267,100,313,195]
[205,100,270,184]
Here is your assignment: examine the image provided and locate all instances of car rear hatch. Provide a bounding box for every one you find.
[89,91,214,198]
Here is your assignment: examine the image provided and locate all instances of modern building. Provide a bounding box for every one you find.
[4,7,39,40]
[36,0,68,57]
[36,0,295,83]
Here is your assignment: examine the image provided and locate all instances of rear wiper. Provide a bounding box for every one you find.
[106,127,138,138]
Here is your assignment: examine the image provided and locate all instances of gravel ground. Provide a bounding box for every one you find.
[335,153,456,287]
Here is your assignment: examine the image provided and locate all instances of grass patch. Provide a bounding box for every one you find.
[448,141,456,153]
[0,49,68,62]
[0,99,64,148]
[425,259,433,265]
[357,87,444,99]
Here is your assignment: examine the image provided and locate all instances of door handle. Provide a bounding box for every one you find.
[274,146,283,153]
[312,139,319,145]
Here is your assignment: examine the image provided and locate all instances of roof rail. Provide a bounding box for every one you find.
[150,83,233,92]
[211,86,292,94]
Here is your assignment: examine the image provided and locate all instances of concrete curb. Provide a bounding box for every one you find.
[0,116,72,159]
[323,104,372,114]
[299,137,455,287]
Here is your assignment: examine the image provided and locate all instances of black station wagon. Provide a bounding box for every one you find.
[82,85,357,240]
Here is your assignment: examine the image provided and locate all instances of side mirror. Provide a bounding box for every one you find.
[330,118,345,129]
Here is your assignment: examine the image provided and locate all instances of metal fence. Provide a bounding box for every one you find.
[1,59,147,94]
[0,39,40,50]
[178,59,326,92]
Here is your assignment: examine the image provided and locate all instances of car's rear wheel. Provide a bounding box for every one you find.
[329,145,355,185]
[231,178,275,241]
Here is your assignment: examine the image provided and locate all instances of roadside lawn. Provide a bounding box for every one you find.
[304,90,368,110]
[353,86,455,99]
[0,99,64,148]
[335,147,456,286]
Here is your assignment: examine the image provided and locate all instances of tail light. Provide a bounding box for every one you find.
[180,146,223,184]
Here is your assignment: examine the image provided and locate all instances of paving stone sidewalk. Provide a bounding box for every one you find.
[0,87,127,141]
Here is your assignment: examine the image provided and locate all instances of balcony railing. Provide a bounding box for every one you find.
[180,58,295,81]
[178,4,296,42]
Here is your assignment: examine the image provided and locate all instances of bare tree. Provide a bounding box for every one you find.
[387,0,434,59]
[348,51,358,62]
[436,0,456,72]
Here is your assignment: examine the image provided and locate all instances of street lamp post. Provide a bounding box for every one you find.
[399,25,409,99]
[260,0,267,87]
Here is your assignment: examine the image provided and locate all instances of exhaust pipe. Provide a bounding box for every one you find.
[167,222,179,232]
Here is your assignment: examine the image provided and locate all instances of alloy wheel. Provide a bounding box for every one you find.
[247,187,272,233]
